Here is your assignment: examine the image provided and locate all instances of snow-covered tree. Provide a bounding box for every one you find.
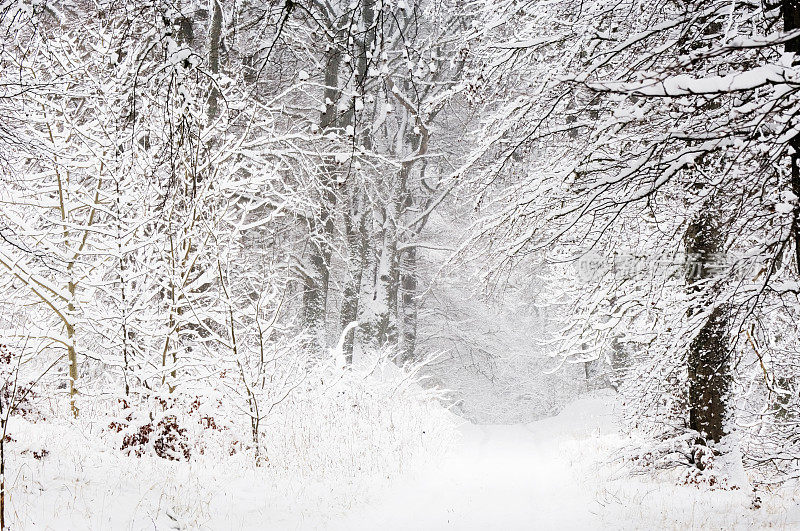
[462,0,800,468]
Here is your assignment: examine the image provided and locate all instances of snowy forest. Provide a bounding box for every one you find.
[1,0,800,528]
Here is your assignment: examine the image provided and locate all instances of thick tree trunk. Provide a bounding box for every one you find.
[303,213,334,349]
[791,140,800,274]
[337,0,376,363]
[784,0,800,54]
[371,211,400,347]
[684,210,729,443]
[785,0,800,274]
[207,1,222,122]
[398,246,418,363]
[367,151,416,351]
[340,190,368,363]
[303,43,341,350]
[687,305,729,443]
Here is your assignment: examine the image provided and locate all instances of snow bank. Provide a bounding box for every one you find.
[5,351,456,529]
[336,390,800,530]
[552,392,800,530]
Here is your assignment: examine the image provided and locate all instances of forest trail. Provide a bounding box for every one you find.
[331,392,617,530]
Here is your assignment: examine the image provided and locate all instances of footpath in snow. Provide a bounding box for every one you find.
[331,391,800,530]
[332,392,615,530]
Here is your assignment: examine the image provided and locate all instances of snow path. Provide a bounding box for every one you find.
[331,394,615,530]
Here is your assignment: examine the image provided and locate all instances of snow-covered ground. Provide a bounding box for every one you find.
[333,391,800,530]
[12,390,800,529]
[331,412,602,530]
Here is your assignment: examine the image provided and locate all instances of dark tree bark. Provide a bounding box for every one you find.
[785,0,800,274]
[684,210,730,443]
[791,140,800,274]
[687,305,729,443]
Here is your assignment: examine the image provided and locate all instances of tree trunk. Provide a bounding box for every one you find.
[207,1,222,122]
[66,298,79,417]
[340,190,369,363]
[398,245,418,363]
[791,138,800,274]
[371,210,400,347]
[684,210,729,444]
[337,0,376,363]
[302,214,334,349]
[785,0,800,275]
[303,41,341,350]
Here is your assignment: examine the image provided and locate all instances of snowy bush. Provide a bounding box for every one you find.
[4,347,456,528]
